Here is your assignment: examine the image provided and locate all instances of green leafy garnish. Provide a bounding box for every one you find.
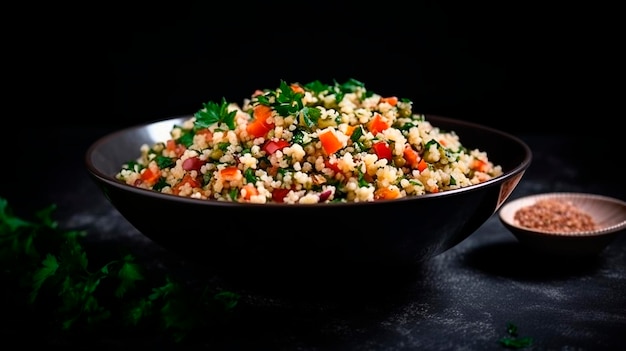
[273,80,305,116]
[0,197,240,344]
[424,139,441,149]
[244,168,257,184]
[499,322,534,349]
[299,106,321,128]
[155,155,176,169]
[292,128,306,145]
[303,79,329,95]
[153,177,169,191]
[331,78,366,102]
[449,175,457,186]
[194,97,237,130]
[350,125,364,142]
[178,131,195,148]
[122,160,144,172]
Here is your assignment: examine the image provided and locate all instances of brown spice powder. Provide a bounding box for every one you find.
[514,198,597,233]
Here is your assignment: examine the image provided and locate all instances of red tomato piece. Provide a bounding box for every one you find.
[372,142,392,161]
[263,139,290,154]
[272,188,292,203]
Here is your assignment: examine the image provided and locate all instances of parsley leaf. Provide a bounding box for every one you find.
[273,80,304,117]
[0,196,241,344]
[194,97,237,130]
[303,80,329,95]
[0,197,37,232]
[244,168,257,184]
[155,155,176,169]
[299,106,321,128]
[114,256,145,298]
[499,322,534,349]
[178,131,195,148]
[30,253,59,303]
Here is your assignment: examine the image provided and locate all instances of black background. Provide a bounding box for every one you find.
[8,2,620,137]
[3,3,626,349]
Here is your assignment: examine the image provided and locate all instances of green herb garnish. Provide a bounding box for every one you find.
[194,97,237,130]
[499,322,534,349]
[0,197,240,344]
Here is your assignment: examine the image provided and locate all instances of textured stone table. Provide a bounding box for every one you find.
[2,127,624,350]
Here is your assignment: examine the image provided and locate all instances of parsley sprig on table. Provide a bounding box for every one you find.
[499,322,534,349]
[0,197,240,344]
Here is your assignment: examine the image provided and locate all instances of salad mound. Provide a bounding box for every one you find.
[116,79,503,204]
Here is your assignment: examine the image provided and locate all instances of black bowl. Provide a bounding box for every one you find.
[86,114,531,291]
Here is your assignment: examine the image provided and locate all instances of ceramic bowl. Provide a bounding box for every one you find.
[86,114,532,290]
[499,192,626,257]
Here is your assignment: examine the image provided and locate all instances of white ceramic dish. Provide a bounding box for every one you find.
[498,192,626,256]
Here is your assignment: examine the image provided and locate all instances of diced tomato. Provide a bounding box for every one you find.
[240,184,259,201]
[290,84,305,94]
[271,188,292,203]
[344,125,356,136]
[374,187,400,200]
[220,166,240,181]
[166,139,186,158]
[247,120,271,138]
[319,130,343,155]
[368,113,389,136]
[372,141,392,162]
[417,158,428,172]
[324,159,341,173]
[253,104,272,121]
[472,159,489,172]
[172,173,200,195]
[195,128,213,143]
[140,167,160,184]
[379,96,398,106]
[262,139,290,154]
[166,139,176,151]
[246,104,274,138]
[403,144,421,169]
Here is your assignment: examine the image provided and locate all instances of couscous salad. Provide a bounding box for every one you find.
[116,79,503,204]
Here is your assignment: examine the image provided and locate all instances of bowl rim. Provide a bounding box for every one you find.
[498,192,626,237]
[85,114,533,208]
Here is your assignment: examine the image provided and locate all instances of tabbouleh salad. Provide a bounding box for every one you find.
[116,79,503,204]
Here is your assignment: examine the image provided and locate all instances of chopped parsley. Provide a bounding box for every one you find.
[194,97,237,130]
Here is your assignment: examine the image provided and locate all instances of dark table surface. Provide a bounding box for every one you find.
[2,126,625,350]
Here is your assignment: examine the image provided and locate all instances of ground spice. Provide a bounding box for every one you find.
[514,198,597,233]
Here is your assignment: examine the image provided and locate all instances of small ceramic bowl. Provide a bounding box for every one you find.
[499,192,626,256]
